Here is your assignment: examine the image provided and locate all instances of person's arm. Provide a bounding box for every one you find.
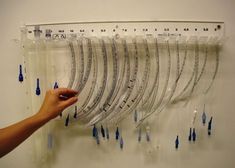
[0,88,78,158]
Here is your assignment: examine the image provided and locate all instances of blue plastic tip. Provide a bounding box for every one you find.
[209,117,213,124]
[73,111,77,119]
[120,137,124,149]
[192,128,196,142]
[115,127,119,140]
[202,111,206,125]
[96,135,100,145]
[106,127,109,140]
[36,78,41,95]
[188,128,192,141]
[65,114,70,127]
[54,82,59,89]
[94,126,99,145]
[175,135,179,149]
[208,117,213,136]
[93,125,97,138]
[208,130,211,136]
[73,106,78,119]
[138,128,141,142]
[101,125,105,138]
[134,110,138,122]
[18,65,24,82]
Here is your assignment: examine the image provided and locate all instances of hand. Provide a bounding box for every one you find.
[36,88,78,122]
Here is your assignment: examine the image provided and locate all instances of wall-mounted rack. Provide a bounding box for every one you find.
[20,21,224,164]
[24,20,224,41]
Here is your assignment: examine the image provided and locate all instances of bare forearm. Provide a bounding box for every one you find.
[0,88,78,158]
[0,113,49,158]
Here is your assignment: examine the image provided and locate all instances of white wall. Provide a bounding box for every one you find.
[0,0,235,168]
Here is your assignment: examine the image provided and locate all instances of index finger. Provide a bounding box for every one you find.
[55,88,78,95]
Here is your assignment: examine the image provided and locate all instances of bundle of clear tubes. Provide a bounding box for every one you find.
[19,21,224,164]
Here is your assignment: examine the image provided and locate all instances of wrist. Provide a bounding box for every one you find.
[32,112,50,126]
